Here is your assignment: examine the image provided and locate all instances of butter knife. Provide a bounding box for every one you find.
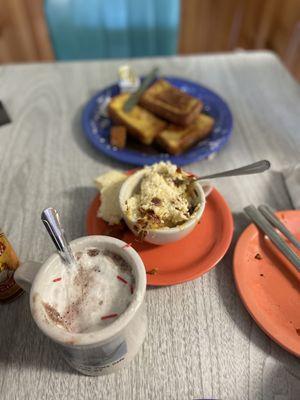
[123,67,159,113]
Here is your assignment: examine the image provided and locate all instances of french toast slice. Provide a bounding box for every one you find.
[139,79,203,126]
[156,113,214,155]
[108,93,167,145]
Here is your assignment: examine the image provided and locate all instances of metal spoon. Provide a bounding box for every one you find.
[195,160,271,181]
[41,207,76,268]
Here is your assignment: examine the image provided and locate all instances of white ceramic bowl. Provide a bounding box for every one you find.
[119,169,212,245]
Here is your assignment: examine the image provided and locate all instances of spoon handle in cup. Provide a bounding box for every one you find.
[41,207,76,267]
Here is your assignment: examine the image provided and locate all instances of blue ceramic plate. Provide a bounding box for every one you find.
[81,76,233,166]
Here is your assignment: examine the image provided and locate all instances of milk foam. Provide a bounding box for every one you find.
[43,248,134,333]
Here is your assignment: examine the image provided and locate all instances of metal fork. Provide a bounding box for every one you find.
[244,205,300,272]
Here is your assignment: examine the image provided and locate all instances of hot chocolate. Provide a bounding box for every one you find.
[43,248,135,333]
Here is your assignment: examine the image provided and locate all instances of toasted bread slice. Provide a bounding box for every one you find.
[108,93,167,145]
[139,79,203,126]
[156,113,214,155]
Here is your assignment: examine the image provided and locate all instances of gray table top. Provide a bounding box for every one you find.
[0,51,299,400]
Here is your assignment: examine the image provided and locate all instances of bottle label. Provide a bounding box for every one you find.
[0,233,23,303]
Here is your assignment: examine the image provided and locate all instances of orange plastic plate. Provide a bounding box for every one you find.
[234,210,300,357]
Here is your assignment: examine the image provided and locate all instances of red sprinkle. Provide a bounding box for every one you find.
[130,285,134,294]
[101,314,118,320]
[117,275,128,284]
[52,278,62,282]
[122,242,133,249]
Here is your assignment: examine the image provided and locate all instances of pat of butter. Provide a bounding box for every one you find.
[94,171,127,225]
[118,65,140,93]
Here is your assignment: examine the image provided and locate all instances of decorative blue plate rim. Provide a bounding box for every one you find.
[81,76,233,166]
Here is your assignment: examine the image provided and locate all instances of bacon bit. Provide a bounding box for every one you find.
[188,205,196,215]
[117,275,128,284]
[130,285,134,294]
[151,197,161,206]
[176,167,182,173]
[122,242,133,249]
[101,314,118,320]
[255,253,263,260]
[174,178,184,187]
[136,219,148,230]
[147,268,158,275]
[52,277,62,282]
[138,230,147,240]
[186,172,198,178]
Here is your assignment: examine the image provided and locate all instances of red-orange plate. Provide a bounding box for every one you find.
[234,210,300,357]
[86,188,233,286]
